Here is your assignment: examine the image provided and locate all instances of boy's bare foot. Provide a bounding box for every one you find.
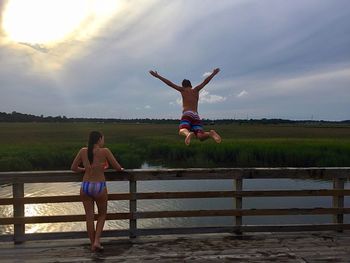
[210,130,221,143]
[185,132,195,145]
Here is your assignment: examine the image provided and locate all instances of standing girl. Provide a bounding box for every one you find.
[71,131,123,252]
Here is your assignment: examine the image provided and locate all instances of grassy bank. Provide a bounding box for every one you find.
[0,122,349,171]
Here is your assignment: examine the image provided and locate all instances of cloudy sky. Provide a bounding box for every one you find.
[0,0,349,120]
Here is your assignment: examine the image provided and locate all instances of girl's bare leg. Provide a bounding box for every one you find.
[80,189,95,250]
[92,189,108,251]
[179,128,194,145]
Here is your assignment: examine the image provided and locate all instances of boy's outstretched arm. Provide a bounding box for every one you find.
[194,68,220,91]
[149,70,183,92]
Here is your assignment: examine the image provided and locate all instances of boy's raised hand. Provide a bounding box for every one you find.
[213,68,220,75]
[149,70,159,77]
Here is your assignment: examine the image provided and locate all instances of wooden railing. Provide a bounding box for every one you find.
[0,168,349,244]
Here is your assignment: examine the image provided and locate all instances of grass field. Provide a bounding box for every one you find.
[0,122,349,171]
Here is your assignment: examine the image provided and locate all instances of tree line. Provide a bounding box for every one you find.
[0,111,349,125]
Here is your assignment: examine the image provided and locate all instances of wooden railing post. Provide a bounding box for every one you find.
[333,178,345,232]
[129,179,137,238]
[13,183,25,244]
[235,178,243,235]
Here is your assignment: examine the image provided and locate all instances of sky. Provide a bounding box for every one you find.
[0,0,349,120]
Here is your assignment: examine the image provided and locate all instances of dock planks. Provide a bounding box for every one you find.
[1,231,350,262]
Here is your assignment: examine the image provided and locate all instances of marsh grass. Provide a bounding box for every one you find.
[0,123,349,171]
[143,138,350,168]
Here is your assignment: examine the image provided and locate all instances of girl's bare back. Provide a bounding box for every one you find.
[80,148,108,182]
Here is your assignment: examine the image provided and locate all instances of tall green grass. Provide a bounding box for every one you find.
[0,123,349,171]
[144,139,350,168]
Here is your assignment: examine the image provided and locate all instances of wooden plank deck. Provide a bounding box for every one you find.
[1,231,350,262]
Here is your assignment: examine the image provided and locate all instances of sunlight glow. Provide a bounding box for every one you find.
[1,0,121,71]
[2,0,120,45]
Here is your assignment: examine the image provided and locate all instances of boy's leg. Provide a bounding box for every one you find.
[197,130,221,143]
[179,112,195,145]
[209,130,222,143]
[179,128,194,145]
[196,131,210,141]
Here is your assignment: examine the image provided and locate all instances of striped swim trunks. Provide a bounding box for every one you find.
[179,111,204,135]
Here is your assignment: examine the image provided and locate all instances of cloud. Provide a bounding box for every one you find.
[237,90,248,98]
[174,91,227,106]
[144,105,151,109]
[202,72,211,77]
[19,42,49,53]
[199,90,226,104]
[246,66,350,100]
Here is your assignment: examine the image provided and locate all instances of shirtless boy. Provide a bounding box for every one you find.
[149,68,222,145]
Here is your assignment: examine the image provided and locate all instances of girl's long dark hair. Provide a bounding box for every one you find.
[88,131,103,164]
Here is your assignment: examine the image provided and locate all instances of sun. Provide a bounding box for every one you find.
[2,0,120,46]
[1,0,121,70]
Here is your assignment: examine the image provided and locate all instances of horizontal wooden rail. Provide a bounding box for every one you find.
[1,167,349,184]
[1,207,350,225]
[0,168,349,243]
[134,208,350,219]
[1,189,350,206]
[0,213,131,225]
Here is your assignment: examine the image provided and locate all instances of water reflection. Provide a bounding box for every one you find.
[0,167,349,234]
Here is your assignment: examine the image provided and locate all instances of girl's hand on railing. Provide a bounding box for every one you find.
[77,166,85,173]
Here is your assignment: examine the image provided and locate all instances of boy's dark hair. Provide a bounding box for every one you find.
[182,79,192,88]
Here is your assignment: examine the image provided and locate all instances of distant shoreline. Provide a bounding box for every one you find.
[1,111,349,124]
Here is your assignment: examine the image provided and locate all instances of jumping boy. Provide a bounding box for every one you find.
[149,68,222,145]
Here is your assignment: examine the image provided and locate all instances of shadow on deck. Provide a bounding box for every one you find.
[1,231,350,262]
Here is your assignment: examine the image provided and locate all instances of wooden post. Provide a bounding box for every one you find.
[13,183,25,244]
[129,179,137,238]
[235,178,243,235]
[333,178,345,232]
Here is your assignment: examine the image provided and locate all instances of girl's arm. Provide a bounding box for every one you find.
[71,149,85,173]
[105,148,124,171]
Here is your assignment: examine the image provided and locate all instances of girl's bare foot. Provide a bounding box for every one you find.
[210,130,221,143]
[185,132,194,145]
[92,243,104,252]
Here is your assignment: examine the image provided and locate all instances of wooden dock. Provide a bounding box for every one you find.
[1,231,350,262]
[1,168,349,262]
